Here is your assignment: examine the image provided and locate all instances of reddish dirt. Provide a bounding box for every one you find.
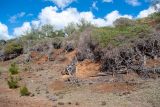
[49,80,66,92]
[36,55,48,65]
[91,82,137,93]
[145,58,160,68]
[50,49,64,61]
[75,59,100,79]
[0,86,53,107]
[64,50,77,65]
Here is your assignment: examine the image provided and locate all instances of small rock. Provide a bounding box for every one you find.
[101,101,106,106]
[58,102,64,105]
[30,93,35,97]
[37,92,40,94]
[75,102,79,106]
[46,90,49,94]
[68,102,72,105]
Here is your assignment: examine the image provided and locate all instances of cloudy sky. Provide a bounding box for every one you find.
[0,0,159,40]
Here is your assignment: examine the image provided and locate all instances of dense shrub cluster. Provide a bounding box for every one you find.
[4,42,23,55]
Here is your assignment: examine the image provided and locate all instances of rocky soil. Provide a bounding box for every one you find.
[0,49,160,107]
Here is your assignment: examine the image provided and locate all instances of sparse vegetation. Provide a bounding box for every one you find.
[8,76,19,89]
[20,86,30,96]
[9,63,19,75]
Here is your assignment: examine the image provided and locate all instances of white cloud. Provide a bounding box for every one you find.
[0,22,11,40]
[103,0,113,3]
[9,12,26,23]
[11,6,134,37]
[37,6,133,28]
[31,20,40,28]
[46,0,75,9]
[137,4,160,18]
[125,0,141,6]
[38,6,133,28]
[13,22,31,36]
[105,10,133,26]
[91,1,98,11]
[38,6,107,29]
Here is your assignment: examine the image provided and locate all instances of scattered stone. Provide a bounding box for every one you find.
[30,93,35,97]
[46,90,49,94]
[75,102,79,106]
[37,92,40,94]
[58,102,64,105]
[101,101,106,106]
[68,102,72,105]
[119,91,131,96]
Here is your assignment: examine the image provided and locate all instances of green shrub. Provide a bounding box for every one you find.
[93,24,151,47]
[8,76,19,89]
[9,63,18,75]
[20,86,30,96]
[4,42,23,54]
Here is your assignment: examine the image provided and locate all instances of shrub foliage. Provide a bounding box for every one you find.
[9,63,18,75]
[8,76,19,89]
[4,42,23,54]
[20,86,30,96]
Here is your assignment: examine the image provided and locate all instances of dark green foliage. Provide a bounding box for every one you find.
[9,63,18,75]
[8,76,19,89]
[4,42,23,54]
[20,86,30,96]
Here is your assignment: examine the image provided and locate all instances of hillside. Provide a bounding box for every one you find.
[0,12,160,107]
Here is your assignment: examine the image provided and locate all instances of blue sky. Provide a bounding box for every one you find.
[0,0,158,40]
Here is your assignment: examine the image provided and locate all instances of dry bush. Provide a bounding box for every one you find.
[101,32,160,78]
